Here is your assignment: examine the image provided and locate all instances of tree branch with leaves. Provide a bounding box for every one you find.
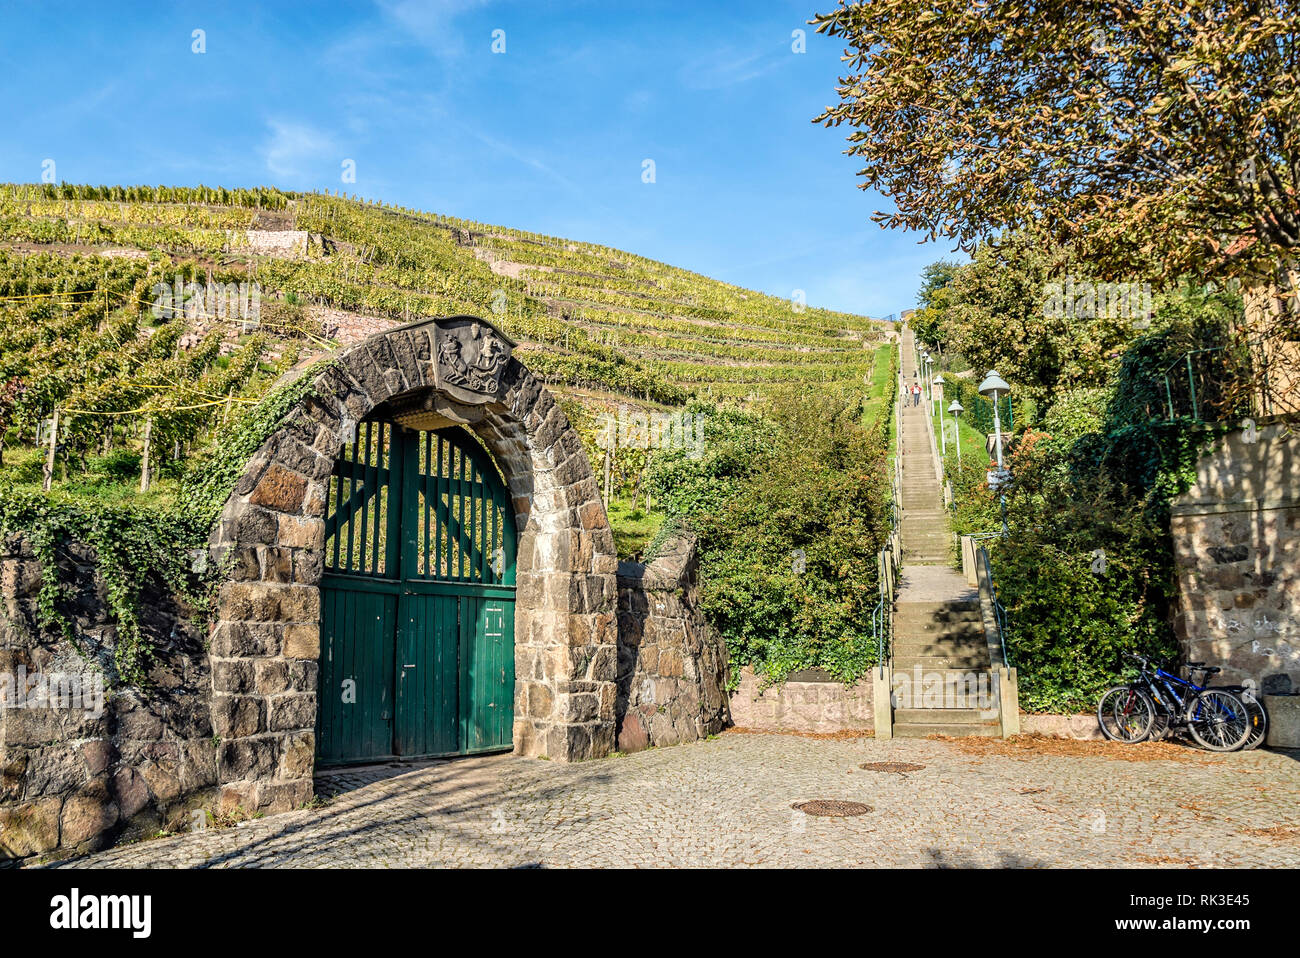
[812,0,1299,283]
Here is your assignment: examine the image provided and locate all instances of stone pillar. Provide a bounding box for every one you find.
[873,666,893,740]
[613,534,728,752]
[1263,694,1300,748]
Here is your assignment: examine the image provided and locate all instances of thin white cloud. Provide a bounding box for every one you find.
[622,89,653,112]
[680,47,789,91]
[263,120,337,180]
[460,124,583,196]
[374,0,493,57]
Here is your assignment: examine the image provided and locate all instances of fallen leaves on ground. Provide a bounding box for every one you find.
[932,733,1207,762]
[1136,854,1199,866]
[1237,826,1300,841]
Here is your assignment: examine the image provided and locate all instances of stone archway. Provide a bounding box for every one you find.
[206,316,618,815]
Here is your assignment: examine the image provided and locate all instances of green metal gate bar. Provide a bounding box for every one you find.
[317,422,517,766]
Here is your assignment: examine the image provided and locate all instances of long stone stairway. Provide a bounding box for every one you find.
[891,329,1000,737]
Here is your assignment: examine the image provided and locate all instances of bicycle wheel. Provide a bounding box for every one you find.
[1187,690,1251,751]
[1240,694,1268,751]
[1097,686,1155,743]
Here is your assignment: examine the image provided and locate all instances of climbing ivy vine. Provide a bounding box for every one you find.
[0,363,331,686]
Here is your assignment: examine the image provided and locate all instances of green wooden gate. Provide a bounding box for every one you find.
[317,422,517,766]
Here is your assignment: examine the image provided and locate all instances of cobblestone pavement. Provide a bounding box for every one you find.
[48,733,1300,868]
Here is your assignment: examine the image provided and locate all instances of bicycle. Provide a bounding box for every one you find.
[1204,675,1269,751]
[1097,653,1251,751]
[1179,662,1268,751]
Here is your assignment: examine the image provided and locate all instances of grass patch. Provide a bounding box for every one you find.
[860,343,896,422]
[606,499,665,560]
[0,444,179,509]
[932,398,991,474]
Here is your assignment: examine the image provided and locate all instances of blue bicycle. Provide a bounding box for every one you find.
[1097,653,1251,751]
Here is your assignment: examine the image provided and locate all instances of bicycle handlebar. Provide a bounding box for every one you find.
[1123,651,1215,677]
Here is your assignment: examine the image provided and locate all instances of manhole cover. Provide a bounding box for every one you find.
[792,800,872,817]
[859,762,926,773]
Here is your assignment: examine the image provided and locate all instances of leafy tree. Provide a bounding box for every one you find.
[911,258,962,348]
[918,233,1139,412]
[812,0,1298,282]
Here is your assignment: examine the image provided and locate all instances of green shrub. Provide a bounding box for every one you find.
[952,286,1240,711]
[649,379,895,686]
[88,447,143,482]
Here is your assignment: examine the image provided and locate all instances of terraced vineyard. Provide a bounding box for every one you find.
[0,183,887,402]
[0,183,892,557]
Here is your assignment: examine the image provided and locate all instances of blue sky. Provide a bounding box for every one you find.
[0,0,953,316]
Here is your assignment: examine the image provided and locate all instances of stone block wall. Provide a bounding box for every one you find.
[0,537,216,863]
[311,306,401,347]
[615,534,728,751]
[243,230,308,258]
[727,668,875,734]
[1019,713,1104,740]
[1171,422,1300,691]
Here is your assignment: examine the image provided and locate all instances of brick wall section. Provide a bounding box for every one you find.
[614,534,728,751]
[311,306,401,347]
[1171,422,1300,692]
[0,538,216,862]
[727,669,875,734]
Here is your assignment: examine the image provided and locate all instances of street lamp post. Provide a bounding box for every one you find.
[948,399,964,471]
[919,353,931,418]
[979,370,1011,534]
[933,374,947,453]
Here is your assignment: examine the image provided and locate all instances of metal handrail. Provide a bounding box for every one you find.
[873,545,892,667]
[977,547,1011,669]
[872,592,886,667]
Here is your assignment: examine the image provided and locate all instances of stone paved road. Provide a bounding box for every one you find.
[46,733,1300,868]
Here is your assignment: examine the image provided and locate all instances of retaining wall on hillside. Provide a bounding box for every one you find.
[0,537,217,863]
[243,230,308,257]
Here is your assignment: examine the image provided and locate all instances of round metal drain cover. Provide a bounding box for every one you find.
[859,762,926,773]
[792,800,872,817]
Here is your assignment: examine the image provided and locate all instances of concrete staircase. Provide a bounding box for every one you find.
[890,329,1001,737]
[891,568,999,737]
[898,349,950,566]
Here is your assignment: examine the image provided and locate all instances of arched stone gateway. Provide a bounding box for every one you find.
[208,316,618,814]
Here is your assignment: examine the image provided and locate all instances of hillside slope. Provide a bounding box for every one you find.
[0,183,891,555]
[0,184,887,404]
